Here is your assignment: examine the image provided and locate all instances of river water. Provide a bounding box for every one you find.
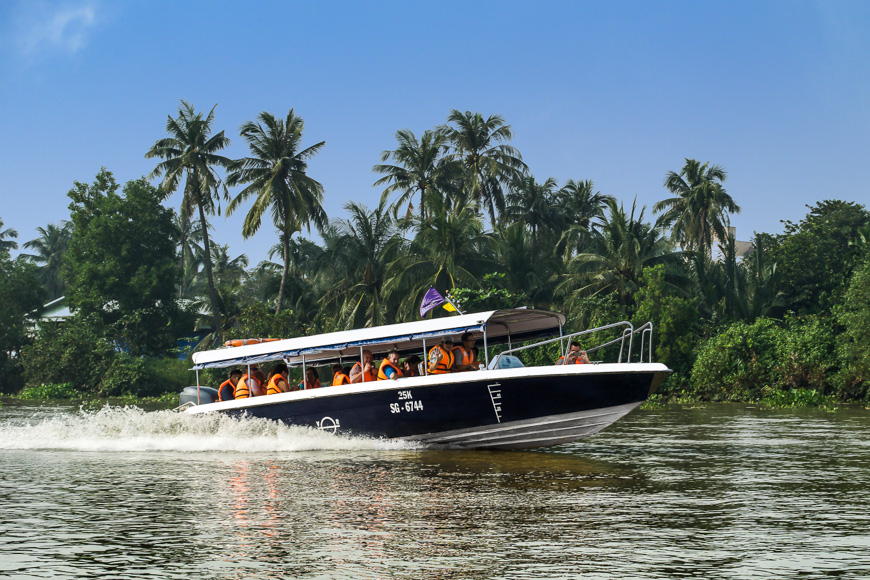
[0,402,867,579]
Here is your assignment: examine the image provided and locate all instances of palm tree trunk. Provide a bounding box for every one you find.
[198,202,223,343]
[276,232,290,314]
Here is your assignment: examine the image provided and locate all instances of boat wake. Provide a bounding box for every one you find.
[0,405,417,453]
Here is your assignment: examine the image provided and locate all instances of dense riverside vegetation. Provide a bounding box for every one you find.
[1,102,868,404]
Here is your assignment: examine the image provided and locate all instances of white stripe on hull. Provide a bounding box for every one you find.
[405,402,641,450]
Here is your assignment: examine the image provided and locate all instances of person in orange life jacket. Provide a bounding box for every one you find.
[218,369,243,401]
[331,364,350,386]
[451,332,479,372]
[428,336,455,374]
[300,367,323,389]
[236,366,263,399]
[350,350,377,383]
[377,350,404,380]
[402,355,422,377]
[557,341,590,365]
[266,363,295,395]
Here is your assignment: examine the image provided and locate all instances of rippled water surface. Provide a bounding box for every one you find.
[1,402,868,579]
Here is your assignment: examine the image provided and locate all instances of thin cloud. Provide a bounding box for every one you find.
[13,1,99,61]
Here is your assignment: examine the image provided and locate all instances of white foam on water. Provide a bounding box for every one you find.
[0,406,418,453]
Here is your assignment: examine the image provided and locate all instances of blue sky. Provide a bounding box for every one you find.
[1,0,868,264]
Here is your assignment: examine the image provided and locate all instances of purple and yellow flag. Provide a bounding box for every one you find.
[419,287,458,317]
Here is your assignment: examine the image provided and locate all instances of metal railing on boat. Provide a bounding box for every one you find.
[491,320,654,368]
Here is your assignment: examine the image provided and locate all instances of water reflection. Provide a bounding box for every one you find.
[0,404,868,578]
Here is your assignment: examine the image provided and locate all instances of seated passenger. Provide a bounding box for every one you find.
[402,355,422,377]
[377,350,404,380]
[218,369,243,401]
[299,367,323,390]
[331,364,350,386]
[428,336,455,374]
[236,366,261,399]
[451,332,479,372]
[557,341,590,365]
[350,350,377,383]
[266,363,294,395]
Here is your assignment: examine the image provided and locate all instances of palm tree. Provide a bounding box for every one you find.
[173,212,208,299]
[21,221,73,300]
[191,244,248,345]
[654,159,740,253]
[226,109,327,313]
[441,110,527,224]
[385,195,495,319]
[318,200,403,329]
[556,179,615,257]
[494,221,560,308]
[504,175,559,253]
[145,100,232,340]
[373,128,455,222]
[558,198,683,306]
[0,217,18,252]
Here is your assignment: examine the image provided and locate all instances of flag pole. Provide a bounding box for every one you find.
[444,292,464,315]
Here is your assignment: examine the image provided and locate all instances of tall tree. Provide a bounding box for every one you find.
[504,175,559,253]
[441,110,527,224]
[386,196,495,318]
[64,170,179,356]
[373,128,453,221]
[226,109,327,313]
[21,221,74,300]
[0,217,18,252]
[172,212,208,300]
[145,100,231,340]
[654,159,740,253]
[318,200,402,329]
[558,198,682,307]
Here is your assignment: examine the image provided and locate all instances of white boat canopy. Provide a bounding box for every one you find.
[191,309,566,370]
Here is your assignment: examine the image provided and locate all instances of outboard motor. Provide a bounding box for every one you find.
[179,386,220,406]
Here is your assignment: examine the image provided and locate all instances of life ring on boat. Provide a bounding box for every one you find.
[223,338,281,347]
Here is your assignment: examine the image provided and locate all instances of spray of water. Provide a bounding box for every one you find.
[0,406,417,453]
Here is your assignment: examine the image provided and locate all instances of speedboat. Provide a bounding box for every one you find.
[183,309,670,450]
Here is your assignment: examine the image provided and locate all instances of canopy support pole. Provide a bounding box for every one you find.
[359,347,365,382]
[559,323,565,358]
[422,339,427,376]
[196,369,201,405]
[302,354,307,390]
[483,326,489,368]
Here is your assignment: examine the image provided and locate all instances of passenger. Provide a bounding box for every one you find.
[251,368,268,396]
[236,366,261,399]
[402,355,422,377]
[299,367,323,390]
[218,369,243,401]
[350,350,377,383]
[331,364,351,386]
[471,347,484,370]
[266,363,293,395]
[451,332,479,372]
[427,336,455,374]
[377,350,404,380]
[557,341,590,365]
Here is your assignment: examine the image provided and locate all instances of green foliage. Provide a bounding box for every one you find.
[451,274,528,312]
[237,302,305,338]
[834,254,870,401]
[769,200,870,315]
[690,318,784,401]
[0,254,46,392]
[633,265,698,372]
[774,315,837,392]
[758,388,837,409]
[18,382,81,400]
[64,170,180,356]
[22,315,147,397]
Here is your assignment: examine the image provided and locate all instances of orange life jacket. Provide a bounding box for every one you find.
[237,374,259,398]
[351,361,377,382]
[453,345,473,367]
[377,359,404,380]
[332,372,350,386]
[218,379,236,402]
[557,354,586,365]
[299,378,323,390]
[428,345,454,374]
[266,374,287,396]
